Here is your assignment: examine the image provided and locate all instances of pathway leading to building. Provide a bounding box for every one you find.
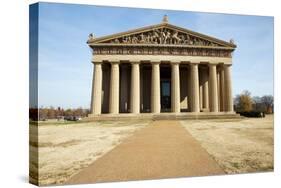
[66,120,224,185]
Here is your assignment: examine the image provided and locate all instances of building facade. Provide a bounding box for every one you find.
[87,16,236,118]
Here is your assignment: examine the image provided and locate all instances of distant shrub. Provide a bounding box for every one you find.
[238,111,265,118]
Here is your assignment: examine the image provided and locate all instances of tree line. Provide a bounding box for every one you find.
[234,90,273,113]
[29,91,273,120]
[29,107,90,121]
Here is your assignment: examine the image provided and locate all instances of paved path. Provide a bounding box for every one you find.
[66,120,224,185]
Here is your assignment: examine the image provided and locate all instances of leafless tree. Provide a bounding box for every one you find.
[261,95,274,113]
[234,90,253,112]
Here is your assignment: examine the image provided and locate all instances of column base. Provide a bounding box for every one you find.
[201,108,210,112]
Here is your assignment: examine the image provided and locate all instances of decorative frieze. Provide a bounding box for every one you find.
[92,46,232,58]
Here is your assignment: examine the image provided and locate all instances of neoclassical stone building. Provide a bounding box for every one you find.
[87,16,236,119]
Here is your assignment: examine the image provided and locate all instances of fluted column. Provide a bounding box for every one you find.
[199,69,203,110]
[109,62,120,114]
[219,67,225,111]
[209,64,219,112]
[91,62,103,115]
[130,62,140,114]
[190,63,200,112]
[171,63,180,113]
[224,64,234,112]
[217,70,221,111]
[151,62,161,113]
[140,66,144,112]
[202,68,209,110]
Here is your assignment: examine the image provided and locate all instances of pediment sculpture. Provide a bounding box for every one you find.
[101,28,222,47]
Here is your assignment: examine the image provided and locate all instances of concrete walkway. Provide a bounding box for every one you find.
[66,120,224,185]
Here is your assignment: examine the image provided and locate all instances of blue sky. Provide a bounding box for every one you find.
[35,2,274,109]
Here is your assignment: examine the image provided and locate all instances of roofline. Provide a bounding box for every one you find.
[87,22,237,48]
[87,23,165,43]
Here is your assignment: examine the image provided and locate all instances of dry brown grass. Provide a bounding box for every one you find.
[29,120,150,185]
[181,115,274,174]
[30,116,274,185]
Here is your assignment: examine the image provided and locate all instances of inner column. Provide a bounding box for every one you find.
[130,62,140,114]
[190,63,200,112]
[219,65,225,112]
[151,62,161,113]
[209,63,219,112]
[109,62,120,114]
[202,66,209,111]
[171,62,180,113]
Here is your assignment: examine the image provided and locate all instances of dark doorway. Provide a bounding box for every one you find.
[161,80,171,111]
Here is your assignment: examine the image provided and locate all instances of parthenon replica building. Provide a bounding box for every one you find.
[87,16,237,120]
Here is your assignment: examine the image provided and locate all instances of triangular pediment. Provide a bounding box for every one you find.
[88,23,236,48]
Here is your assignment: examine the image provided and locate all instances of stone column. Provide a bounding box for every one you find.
[151,62,161,113]
[224,64,234,112]
[202,68,209,110]
[171,63,180,113]
[91,62,102,115]
[209,64,219,112]
[199,69,203,110]
[130,62,140,114]
[217,70,221,111]
[109,62,120,114]
[190,63,200,112]
[140,65,144,112]
[219,67,225,111]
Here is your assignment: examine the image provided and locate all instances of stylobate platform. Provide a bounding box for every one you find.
[84,112,241,121]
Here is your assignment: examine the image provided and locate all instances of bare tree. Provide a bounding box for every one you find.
[234,90,253,112]
[261,95,274,113]
[252,96,266,111]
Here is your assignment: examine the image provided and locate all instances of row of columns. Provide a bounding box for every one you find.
[91,62,233,115]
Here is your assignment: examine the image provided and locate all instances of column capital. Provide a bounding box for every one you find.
[208,63,218,67]
[131,61,141,65]
[208,61,220,65]
[92,61,102,65]
[110,61,120,65]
